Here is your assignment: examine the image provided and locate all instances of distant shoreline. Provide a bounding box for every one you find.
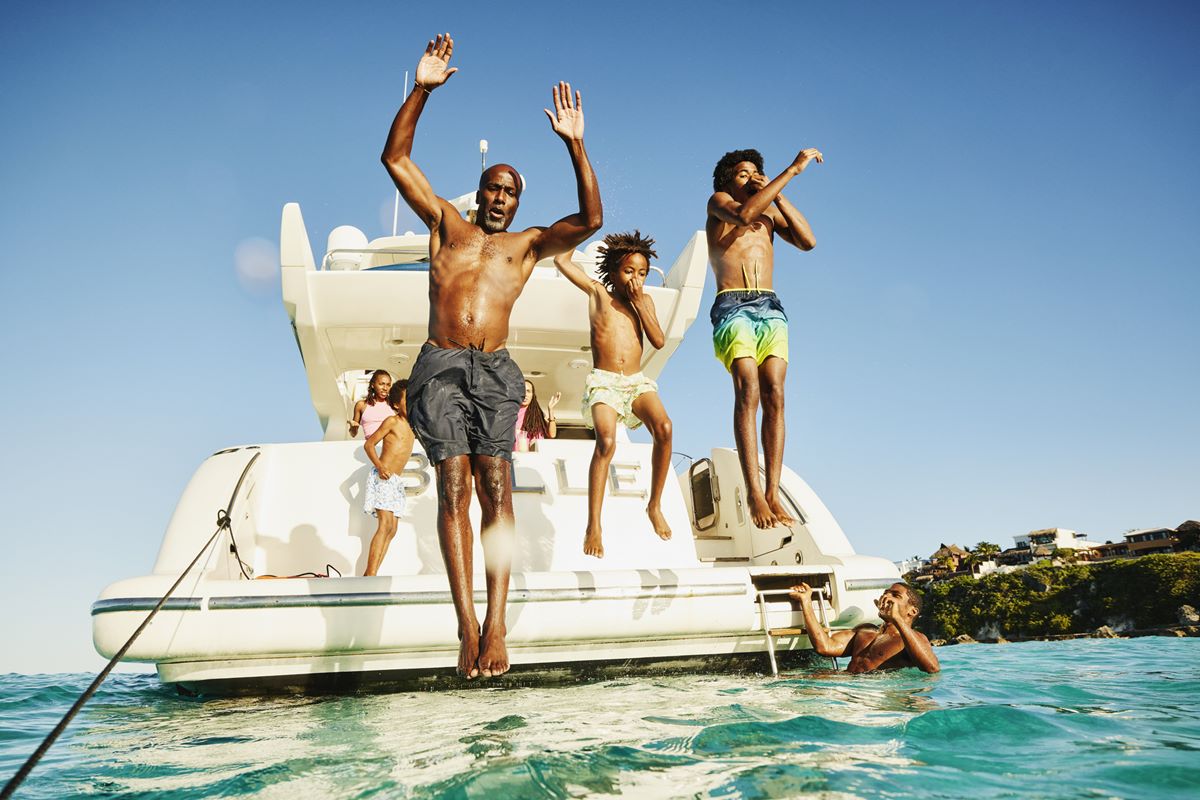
[915,552,1200,644]
[932,623,1200,647]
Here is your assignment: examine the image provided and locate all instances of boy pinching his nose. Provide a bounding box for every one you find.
[553,233,673,558]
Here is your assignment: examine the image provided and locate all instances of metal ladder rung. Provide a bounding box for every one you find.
[758,586,833,677]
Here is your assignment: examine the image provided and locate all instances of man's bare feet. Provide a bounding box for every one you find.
[477,624,509,677]
[458,626,481,679]
[646,505,672,541]
[584,523,605,558]
[748,493,779,529]
[766,494,797,527]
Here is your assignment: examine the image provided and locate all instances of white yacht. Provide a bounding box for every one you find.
[91,199,900,694]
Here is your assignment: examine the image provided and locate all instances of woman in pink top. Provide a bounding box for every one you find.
[350,370,395,438]
[515,379,560,452]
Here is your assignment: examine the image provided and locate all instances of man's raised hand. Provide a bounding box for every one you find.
[789,582,814,602]
[415,33,458,91]
[544,81,584,141]
[788,147,824,175]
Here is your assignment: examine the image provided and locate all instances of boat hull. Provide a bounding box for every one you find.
[92,565,890,693]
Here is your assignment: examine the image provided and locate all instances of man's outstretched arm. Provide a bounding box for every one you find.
[708,148,823,228]
[789,583,853,658]
[381,33,459,229]
[533,82,603,258]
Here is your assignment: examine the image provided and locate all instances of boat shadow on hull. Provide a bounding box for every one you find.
[174,650,833,697]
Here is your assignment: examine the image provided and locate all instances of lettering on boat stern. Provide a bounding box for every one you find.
[401,454,647,498]
[516,459,646,498]
[401,453,432,495]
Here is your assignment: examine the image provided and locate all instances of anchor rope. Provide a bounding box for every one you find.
[0,451,260,800]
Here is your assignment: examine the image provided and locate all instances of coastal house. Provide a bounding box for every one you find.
[929,543,970,573]
[997,543,1033,567]
[1010,528,1106,562]
[1091,540,1131,560]
[1124,527,1179,556]
[895,556,928,577]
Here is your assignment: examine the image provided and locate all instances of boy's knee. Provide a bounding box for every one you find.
[653,417,673,442]
[595,433,617,458]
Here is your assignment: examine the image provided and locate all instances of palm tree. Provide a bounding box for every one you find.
[973,542,1001,560]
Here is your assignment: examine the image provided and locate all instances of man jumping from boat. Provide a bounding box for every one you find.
[381,33,602,679]
[789,582,940,673]
[706,147,821,529]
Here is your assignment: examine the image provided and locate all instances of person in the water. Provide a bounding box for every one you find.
[380,33,602,679]
[789,582,940,673]
[705,147,821,530]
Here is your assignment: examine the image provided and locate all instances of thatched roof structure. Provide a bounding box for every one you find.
[930,543,969,560]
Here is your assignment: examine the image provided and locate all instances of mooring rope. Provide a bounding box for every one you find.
[1,451,260,800]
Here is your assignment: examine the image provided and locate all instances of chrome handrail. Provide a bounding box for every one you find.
[321,247,430,271]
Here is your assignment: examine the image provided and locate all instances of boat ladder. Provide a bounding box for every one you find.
[756,586,835,676]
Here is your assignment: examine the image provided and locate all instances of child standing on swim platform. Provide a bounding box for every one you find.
[553,232,673,558]
[362,381,415,576]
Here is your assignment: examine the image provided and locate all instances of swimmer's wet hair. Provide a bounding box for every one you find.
[713,148,764,192]
[596,231,658,291]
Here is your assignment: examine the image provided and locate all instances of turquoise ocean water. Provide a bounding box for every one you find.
[3,638,1198,799]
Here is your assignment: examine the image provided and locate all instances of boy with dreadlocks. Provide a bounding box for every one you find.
[553,232,673,558]
[706,146,822,530]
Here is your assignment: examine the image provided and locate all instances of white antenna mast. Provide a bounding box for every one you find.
[480,139,488,172]
[392,70,408,237]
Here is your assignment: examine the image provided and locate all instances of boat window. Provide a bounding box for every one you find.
[689,458,719,531]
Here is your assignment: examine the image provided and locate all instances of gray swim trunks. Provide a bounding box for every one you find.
[406,342,525,464]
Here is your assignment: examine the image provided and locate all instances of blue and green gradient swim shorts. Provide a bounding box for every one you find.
[710,289,789,372]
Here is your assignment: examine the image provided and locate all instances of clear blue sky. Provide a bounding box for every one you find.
[1,1,1196,673]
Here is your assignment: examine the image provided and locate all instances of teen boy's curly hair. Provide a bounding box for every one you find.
[712,148,764,192]
[596,231,658,290]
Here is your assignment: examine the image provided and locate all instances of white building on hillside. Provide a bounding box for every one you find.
[1014,528,1105,553]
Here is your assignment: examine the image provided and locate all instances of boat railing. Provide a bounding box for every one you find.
[321,248,430,272]
[321,248,668,283]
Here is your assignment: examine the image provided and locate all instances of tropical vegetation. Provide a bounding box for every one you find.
[915,553,1200,640]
